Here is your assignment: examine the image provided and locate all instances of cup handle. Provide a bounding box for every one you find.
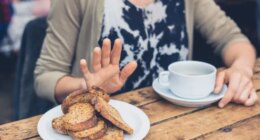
[158,71,170,87]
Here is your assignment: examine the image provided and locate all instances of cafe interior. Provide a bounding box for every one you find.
[0,0,260,139]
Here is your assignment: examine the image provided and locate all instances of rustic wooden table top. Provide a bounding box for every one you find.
[1,59,260,140]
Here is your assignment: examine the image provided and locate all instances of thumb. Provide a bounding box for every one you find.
[214,71,225,94]
[80,59,90,76]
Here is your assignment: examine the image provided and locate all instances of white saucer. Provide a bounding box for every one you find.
[37,100,150,140]
[152,78,227,108]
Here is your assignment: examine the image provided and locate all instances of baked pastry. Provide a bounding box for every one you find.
[63,103,98,132]
[69,119,107,140]
[98,125,124,140]
[52,116,67,135]
[62,87,110,113]
[92,97,133,134]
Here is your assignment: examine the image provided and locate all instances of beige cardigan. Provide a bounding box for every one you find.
[35,0,250,102]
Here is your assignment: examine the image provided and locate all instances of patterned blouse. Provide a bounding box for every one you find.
[99,0,188,93]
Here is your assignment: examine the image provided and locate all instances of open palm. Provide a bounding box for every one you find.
[80,39,137,94]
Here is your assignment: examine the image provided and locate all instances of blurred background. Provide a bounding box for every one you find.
[0,0,259,124]
[0,0,50,124]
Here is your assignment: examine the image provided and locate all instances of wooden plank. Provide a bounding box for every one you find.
[256,58,260,64]
[199,115,260,140]
[112,87,160,106]
[140,100,196,124]
[254,80,260,91]
[253,74,260,82]
[252,58,259,74]
[254,67,260,73]
[253,58,260,89]
[0,116,40,140]
[144,94,260,140]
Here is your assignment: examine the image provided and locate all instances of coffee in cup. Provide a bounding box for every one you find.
[158,61,217,99]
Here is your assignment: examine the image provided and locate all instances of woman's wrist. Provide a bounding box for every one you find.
[231,59,254,78]
[54,76,86,103]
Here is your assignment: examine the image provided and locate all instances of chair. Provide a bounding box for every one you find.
[13,17,54,120]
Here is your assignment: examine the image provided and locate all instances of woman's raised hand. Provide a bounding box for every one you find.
[80,38,137,94]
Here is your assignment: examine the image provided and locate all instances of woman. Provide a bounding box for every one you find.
[35,0,258,108]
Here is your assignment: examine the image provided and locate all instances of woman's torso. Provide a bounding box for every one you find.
[98,0,188,92]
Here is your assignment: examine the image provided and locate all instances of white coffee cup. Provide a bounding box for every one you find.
[159,61,217,99]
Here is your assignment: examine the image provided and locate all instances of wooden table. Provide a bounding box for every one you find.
[1,59,260,140]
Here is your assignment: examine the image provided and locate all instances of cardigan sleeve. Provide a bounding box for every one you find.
[34,0,82,103]
[193,0,251,56]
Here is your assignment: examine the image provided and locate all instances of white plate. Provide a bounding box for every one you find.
[38,100,150,140]
[152,78,227,107]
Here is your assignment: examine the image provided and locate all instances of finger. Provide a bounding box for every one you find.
[245,90,258,106]
[101,39,111,67]
[92,47,102,72]
[111,39,122,65]
[80,59,90,76]
[214,71,225,94]
[120,61,138,83]
[236,82,253,104]
[233,77,250,102]
[80,59,94,89]
[219,73,241,108]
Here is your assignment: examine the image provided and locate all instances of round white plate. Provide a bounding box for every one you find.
[152,78,227,108]
[38,100,150,140]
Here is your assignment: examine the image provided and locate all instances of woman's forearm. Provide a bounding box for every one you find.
[55,76,85,103]
[223,42,256,75]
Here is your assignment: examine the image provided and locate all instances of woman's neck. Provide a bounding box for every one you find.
[129,0,155,8]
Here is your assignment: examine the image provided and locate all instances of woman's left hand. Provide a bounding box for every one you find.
[214,66,258,108]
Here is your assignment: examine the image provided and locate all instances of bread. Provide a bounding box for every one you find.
[92,97,133,134]
[97,125,124,140]
[63,103,98,132]
[62,87,110,113]
[52,86,135,139]
[69,119,107,140]
[52,116,67,135]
